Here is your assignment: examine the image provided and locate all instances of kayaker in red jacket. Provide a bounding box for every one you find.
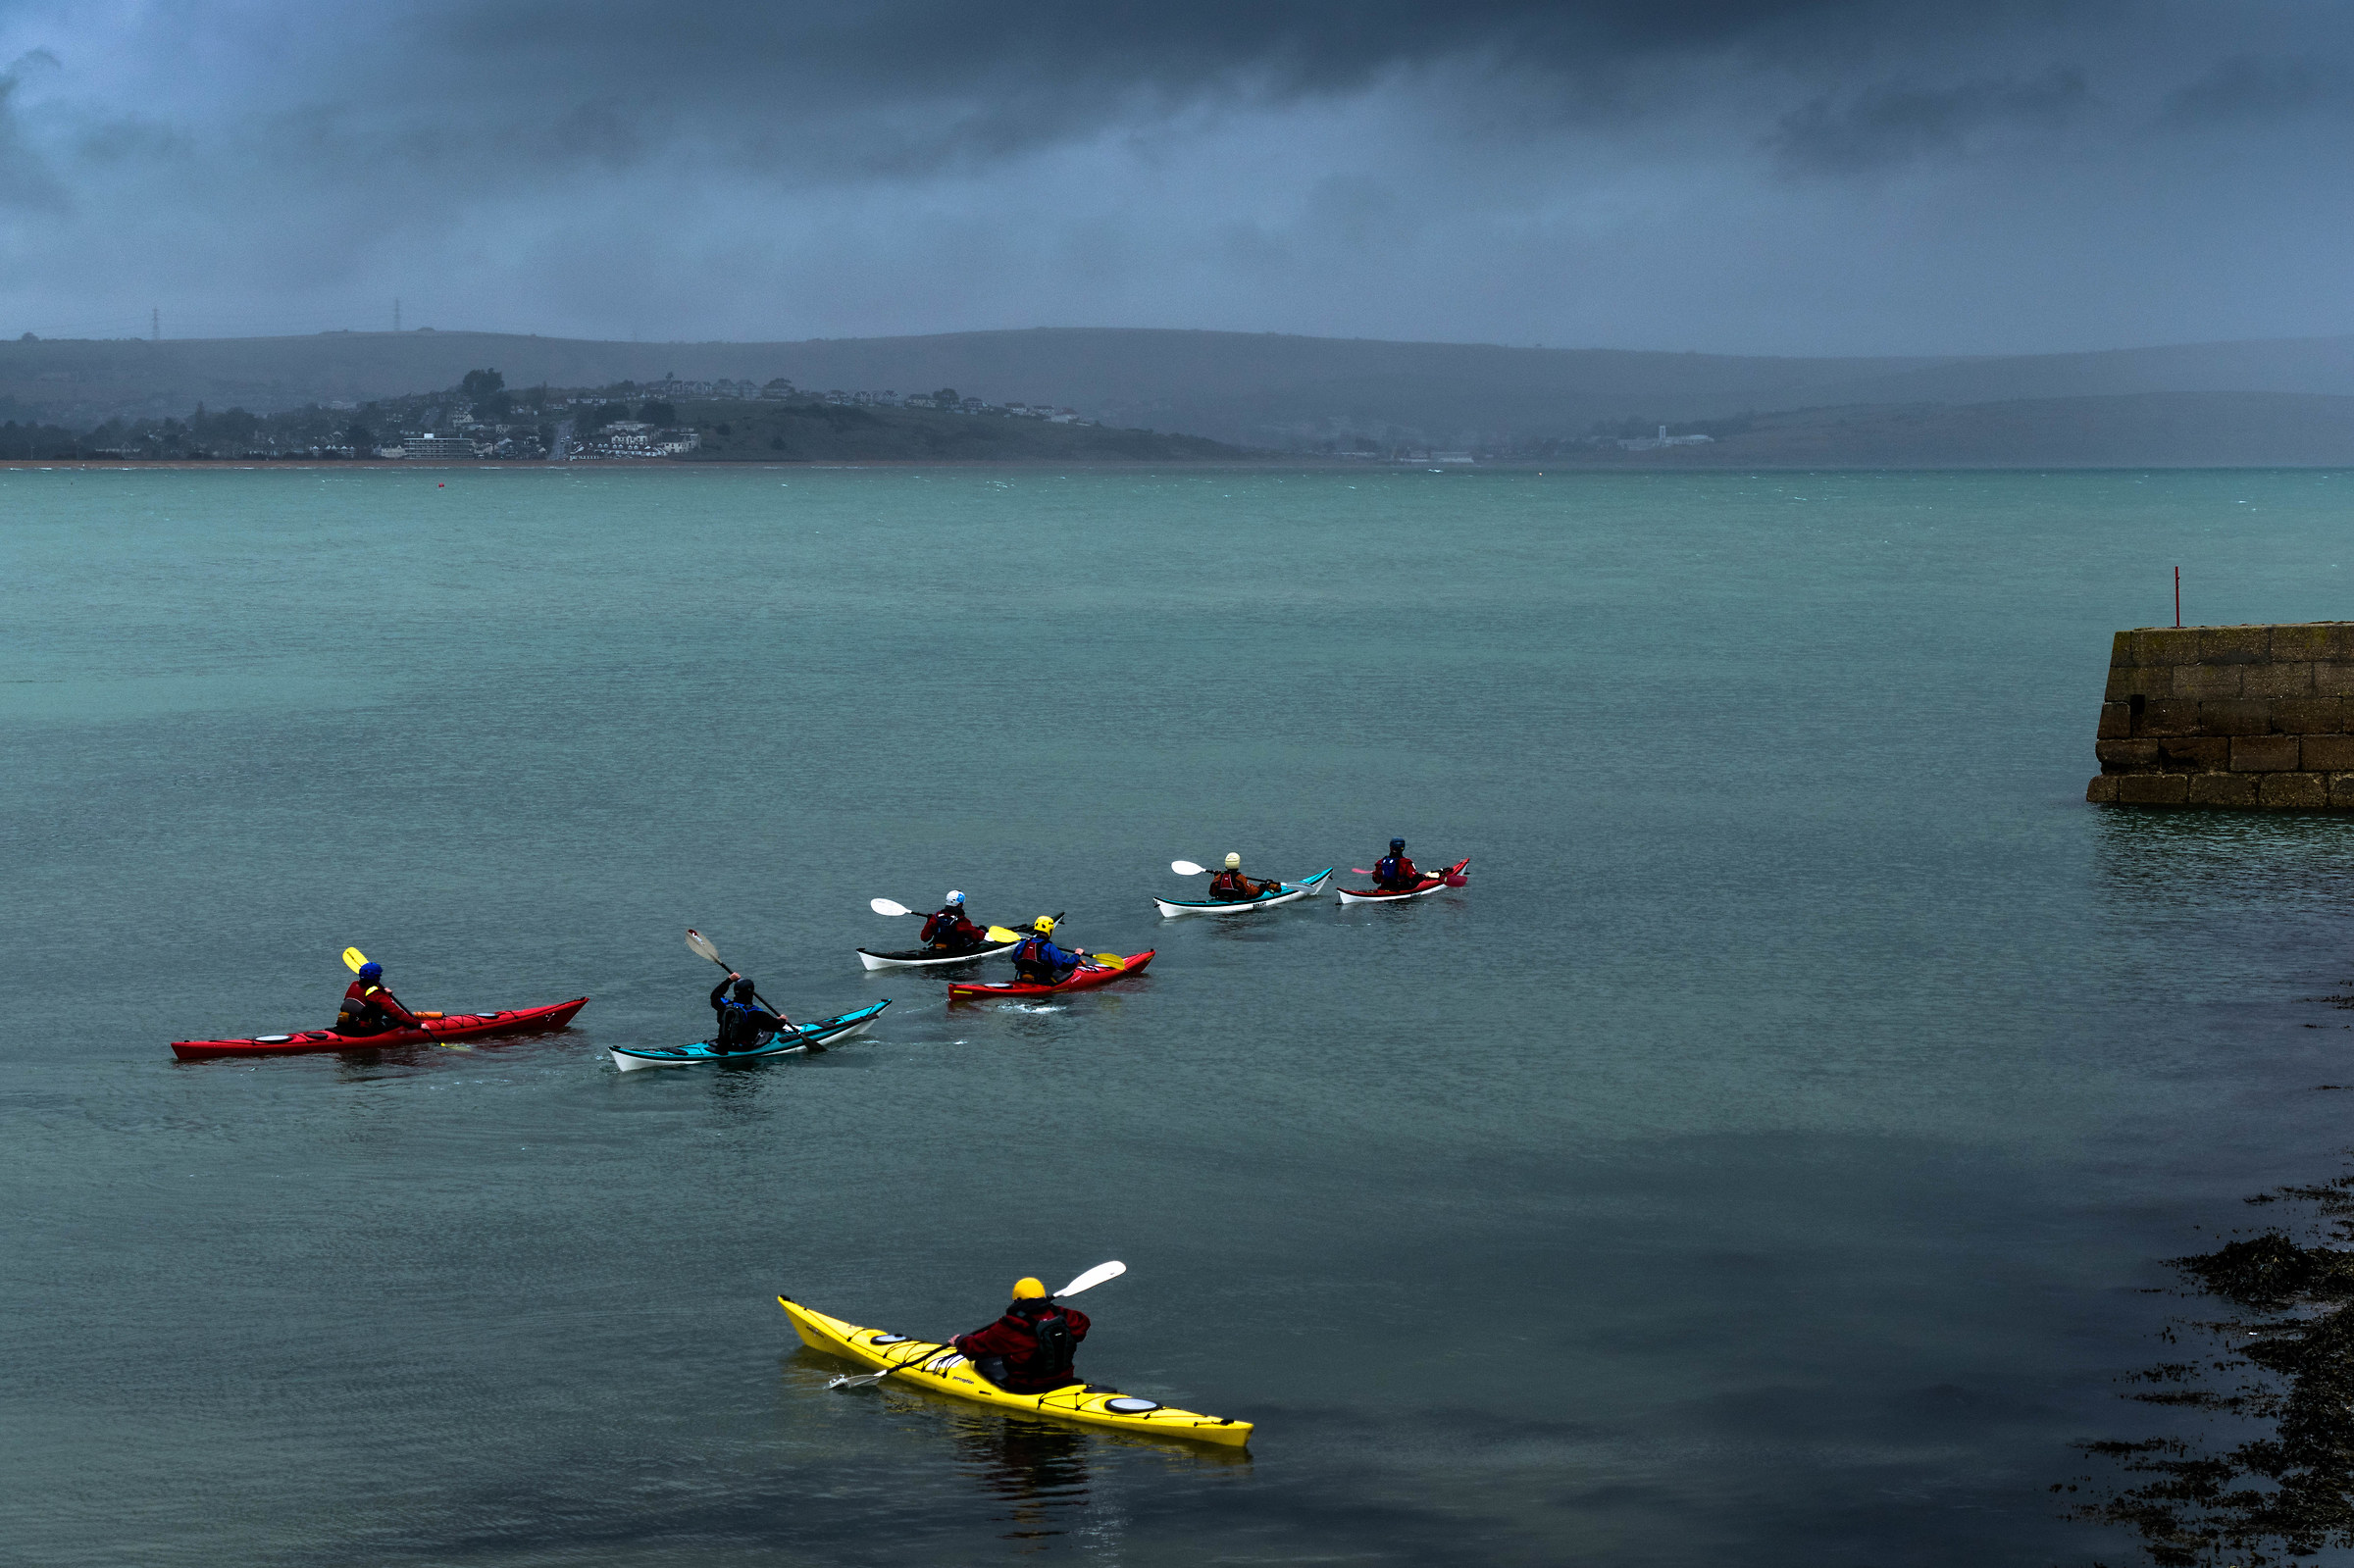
[1206,852,1274,901]
[1372,838,1421,890]
[953,1277,1091,1392]
[921,891,988,951]
[336,962,422,1035]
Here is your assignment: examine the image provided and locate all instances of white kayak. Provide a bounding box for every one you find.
[1334,859,1470,906]
[609,1000,891,1071]
[1154,869,1334,918]
[855,940,1018,971]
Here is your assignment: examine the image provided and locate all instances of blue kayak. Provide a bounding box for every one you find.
[609,999,891,1071]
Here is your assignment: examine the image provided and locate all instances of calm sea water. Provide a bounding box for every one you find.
[8,464,2354,1566]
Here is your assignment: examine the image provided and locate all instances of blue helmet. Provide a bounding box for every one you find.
[358,962,383,981]
[1390,837,1406,852]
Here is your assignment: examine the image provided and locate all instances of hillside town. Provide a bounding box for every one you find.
[6,370,1105,462]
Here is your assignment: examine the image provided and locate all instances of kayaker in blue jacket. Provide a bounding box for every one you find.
[710,974,789,1053]
[1011,918,1090,986]
[1372,838,1422,890]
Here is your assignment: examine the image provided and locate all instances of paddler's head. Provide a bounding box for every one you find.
[1224,852,1241,869]
[732,978,757,1000]
[1011,1276,1049,1303]
[945,890,965,907]
[1031,916,1055,936]
[358,961,383,984]
[1390,837,1406,853]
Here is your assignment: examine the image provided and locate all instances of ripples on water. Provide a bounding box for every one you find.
[10,466,2354,1566]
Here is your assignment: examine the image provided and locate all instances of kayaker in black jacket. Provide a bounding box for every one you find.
[710,974,789,1052]
[953,1277,1091,1392]
[1206,852,1274,901]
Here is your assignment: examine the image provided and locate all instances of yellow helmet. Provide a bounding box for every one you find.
[1224,852,1241,869]
[1032,916,1055,935]
[1012,1276,1048,1300]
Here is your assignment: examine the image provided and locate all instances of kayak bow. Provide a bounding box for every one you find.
[947,950,1154,1000]
[1153,869,1333,918]
[609,1000,891,1071]
[779,1295,1251,1447]
[171,998,588,1060]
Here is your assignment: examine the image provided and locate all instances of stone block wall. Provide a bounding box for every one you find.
[2087,623,2354,808]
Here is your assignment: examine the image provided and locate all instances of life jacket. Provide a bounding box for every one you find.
[1209,870,1252,898]
[1374,855,1404,885]
[922,910,964,947]
[1013,936,1063,983]
[338,985,394,1031]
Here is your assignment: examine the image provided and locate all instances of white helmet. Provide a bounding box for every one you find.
[1224,852,1241,869]
[945,890,965,905]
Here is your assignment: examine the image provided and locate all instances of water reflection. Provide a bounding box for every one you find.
[944,1409,1093,1544]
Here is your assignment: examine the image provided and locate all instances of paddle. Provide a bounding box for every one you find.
[869,898,1022,945]
[827,1261,1129,1391]
[684,927,815,1053]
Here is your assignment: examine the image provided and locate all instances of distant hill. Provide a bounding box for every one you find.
[1546,391,2354,469]
[10,327,2354,461]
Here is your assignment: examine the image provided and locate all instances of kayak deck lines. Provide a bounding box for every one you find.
[1153,869,1333,918]
[608,999,891,1071]
[779,1296,1250,1447]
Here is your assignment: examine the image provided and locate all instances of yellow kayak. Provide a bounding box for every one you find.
[777,1295,1253,1447]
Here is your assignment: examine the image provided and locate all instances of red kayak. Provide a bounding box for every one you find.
[948,951,1155,1000]
[172,998,589,1060]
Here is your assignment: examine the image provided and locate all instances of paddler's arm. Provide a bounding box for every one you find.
[378,990,424,1027]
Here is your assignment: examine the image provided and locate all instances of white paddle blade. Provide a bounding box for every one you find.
[870,897,914,917]
[1055,1260,1126,1298]
[685,928,723,964]
[1171,859,1207,877]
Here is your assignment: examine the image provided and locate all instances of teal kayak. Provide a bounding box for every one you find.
[609,1000,891,1071]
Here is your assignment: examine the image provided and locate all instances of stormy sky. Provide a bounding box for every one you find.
[0,1,2346,355]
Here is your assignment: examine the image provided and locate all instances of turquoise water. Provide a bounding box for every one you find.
[8,464,2354,1565]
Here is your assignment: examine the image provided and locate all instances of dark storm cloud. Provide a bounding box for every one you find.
[1767,67,2091,174]
[1,0,2352,352]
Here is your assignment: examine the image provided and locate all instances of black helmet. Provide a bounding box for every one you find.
[733,978,757,1000]
[1390,837,1406,851]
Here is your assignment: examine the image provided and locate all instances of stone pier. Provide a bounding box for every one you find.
[2087,624,2354,808]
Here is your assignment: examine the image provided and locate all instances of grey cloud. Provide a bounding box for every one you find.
[0,55,68,212]
[1766,66,2090,174]
[2161,56,2341,126]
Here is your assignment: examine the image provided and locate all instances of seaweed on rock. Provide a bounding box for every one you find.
[2070,1172,2354,1566]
